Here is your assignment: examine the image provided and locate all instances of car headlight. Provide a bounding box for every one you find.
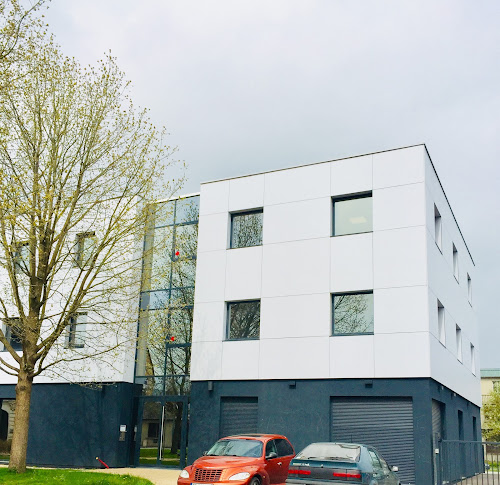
[179,469,190,478]
[229,472,251,481]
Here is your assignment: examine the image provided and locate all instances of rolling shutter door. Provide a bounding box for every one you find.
[331,397,415,484]
[220,397,258,437]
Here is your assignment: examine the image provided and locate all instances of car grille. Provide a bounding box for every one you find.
[194,468,223,482]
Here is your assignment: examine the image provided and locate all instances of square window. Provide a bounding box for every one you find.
[74,232,97,268]
[434,205,442,251]
[230,210,263,249]
[226,301,260,340]
[66,313,87,349]
[333,193,372,236]
[456,325,462,362]
[332,292,374,335]
[453,244,459,282]
[437,300,446,345]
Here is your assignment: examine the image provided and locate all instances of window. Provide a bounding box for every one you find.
[74,232,96,268]
[2,318,22,351]
[230,210,263,249]
[265,440,277,458]
[493,381,500,391]
[470,344,476,375]
[226,301,260,340]
[275,438,294,457]
[456,325,462,362]
[66,313,87,348]
[12,242,29,274]
[453,244,459,281]
[434,205,442,251]
[467,274,472,304]
[332,292,374,335]
[437,300,446,345]
[333,193,372,236]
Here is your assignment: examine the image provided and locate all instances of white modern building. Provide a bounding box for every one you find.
[188,144,480,484]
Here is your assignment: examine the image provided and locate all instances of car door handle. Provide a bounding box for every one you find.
[278,462,282,466]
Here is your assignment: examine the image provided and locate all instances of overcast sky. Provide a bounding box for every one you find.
[45,1,500,367]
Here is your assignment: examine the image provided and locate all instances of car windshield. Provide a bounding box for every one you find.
[295,443,361,462]
[206,439,263,458]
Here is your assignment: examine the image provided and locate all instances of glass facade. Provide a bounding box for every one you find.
[136,195,199,396]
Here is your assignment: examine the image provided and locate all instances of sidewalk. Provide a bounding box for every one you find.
[94,467,180,485]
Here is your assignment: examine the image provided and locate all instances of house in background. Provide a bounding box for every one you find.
[189,144,480,485]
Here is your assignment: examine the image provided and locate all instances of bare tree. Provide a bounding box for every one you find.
[0,31,181,472]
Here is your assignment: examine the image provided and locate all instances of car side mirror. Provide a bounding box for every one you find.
[266,452,278,460]
[391,466,399,472]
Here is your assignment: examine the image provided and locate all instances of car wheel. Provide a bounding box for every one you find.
[249,477,261,485]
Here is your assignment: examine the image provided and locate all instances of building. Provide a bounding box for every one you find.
[188,144,480,484]
[0,144,481,483]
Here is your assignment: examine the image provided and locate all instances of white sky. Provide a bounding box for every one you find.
[45,0,500,367]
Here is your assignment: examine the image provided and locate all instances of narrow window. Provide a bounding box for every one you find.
[333,193,372,236]
[437,300,446,345]
[452,244,459,282]
[332,292,374,335]
[226,301,260,340]
[74,232,97,268]
[470,344,476,375]
[434,205,442,251]
[2,318,23,351]
[456,325,462,362]
[66,313,87,348]
[230,210,263,249]
[467,274,472,304]
[12,242,29,274]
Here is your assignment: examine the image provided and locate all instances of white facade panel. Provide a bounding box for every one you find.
[331,155,372,196]
[259,337,330,380]
[193,250,226,303]
[221,340,260,380]
[263,198,331,244]
[330,233,373,292]
[373,145,425,189]
[261,238,330,298]
[373,226,427,289]
[228,174,265,212]
[197,212,230,253]
[263,162,330,205]
[329,335,375,378]
[260,293,331,339]
[225,246,262,301]
[192,302,225,343]
[199,180,229,216]
[190,341,223,381]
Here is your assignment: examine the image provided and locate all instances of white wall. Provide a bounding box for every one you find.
[191,145,480,405]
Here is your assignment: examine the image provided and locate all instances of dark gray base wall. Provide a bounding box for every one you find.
[189,378,481,485]
[0,382,137,468]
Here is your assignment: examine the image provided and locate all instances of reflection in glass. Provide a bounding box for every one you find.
[333,195,372,236]
[333,293,374,335]
[174,224,198,258]
[175,197,200,224]
[227,301,260,340]
[231,210,263,248]
[154,201,175,227]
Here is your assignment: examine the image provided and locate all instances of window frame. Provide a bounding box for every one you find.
[12,241,29,274]
[2,318,23,352]
[452,243,459,282]
[226,300,261,341]
[229,208,264,249]
[467,273,472,305]
[437,300,446,346]
[331,290,374,336]
[434,205,442,252]
[455,325,462,362]
[66,313,87,349]
[332,192,373,237]
[74,231,97,268]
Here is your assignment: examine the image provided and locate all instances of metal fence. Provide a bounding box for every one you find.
[437,440,500,484]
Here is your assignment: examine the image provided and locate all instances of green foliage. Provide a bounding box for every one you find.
[483,389,500,441]
[0,468,153,484]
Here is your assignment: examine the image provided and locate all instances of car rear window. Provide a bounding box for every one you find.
[295,443,361,462]
[207,439,263,458]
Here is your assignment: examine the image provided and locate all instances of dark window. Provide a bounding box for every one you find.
[148,422,159,439]
[333,193,372,236]
[227,301,260,340]
[3,318,22,351]
[275,438,294,457]
[265,440,277,457]
[230,210,263,249]
[332,292,374,335]
[66,313,86,348]
[74,232,96,268]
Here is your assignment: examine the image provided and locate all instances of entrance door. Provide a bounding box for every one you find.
[135,396,188,468]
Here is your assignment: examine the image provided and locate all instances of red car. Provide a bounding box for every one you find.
[178,434,295,485]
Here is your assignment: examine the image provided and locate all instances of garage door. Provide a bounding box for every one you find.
[220,397,258,437]
[331,397,415,484]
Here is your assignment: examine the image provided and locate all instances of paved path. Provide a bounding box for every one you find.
[94,467,180,485]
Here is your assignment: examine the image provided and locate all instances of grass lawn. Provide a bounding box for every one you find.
[0,468,153,484]
[139,447,180,466]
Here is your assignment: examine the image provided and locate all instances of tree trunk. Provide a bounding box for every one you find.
[8,371,33,473]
